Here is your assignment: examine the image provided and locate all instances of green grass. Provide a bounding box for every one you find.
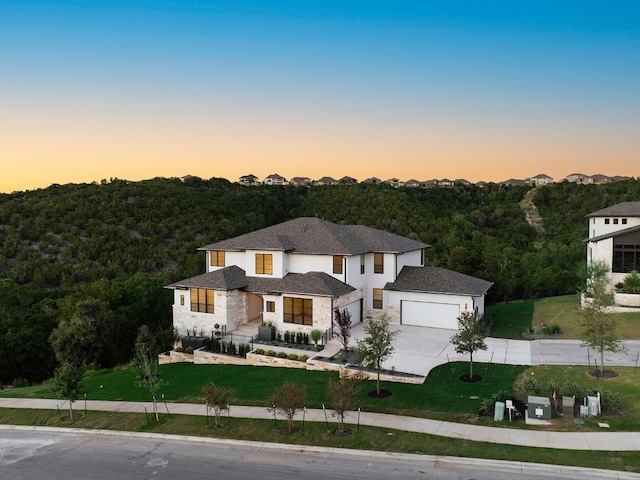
[4,361,640,473]
[486,300,534,338]
[1,407,639,474]
[0,362,527,422]
[489,294,640,340]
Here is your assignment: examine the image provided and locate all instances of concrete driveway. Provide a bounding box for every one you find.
[345,322,640,377]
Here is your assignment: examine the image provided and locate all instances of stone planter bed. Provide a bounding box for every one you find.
[614,292,640,308]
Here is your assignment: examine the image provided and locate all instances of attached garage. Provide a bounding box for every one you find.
[342,299,362,323]
[401,300,459,329]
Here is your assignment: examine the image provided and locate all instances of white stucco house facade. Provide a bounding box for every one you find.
[586,202,640,289]
[166,217,492,338]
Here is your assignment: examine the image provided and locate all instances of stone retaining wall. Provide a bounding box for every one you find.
[158,349,425,384]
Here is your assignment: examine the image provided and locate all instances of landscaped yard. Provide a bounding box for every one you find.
[488,294,640,340]
[2,360,640,473]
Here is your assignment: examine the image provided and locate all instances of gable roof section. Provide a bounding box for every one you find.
[200,217,428,255]
[586,202,640,218]
[385,266,493,296]
[165,266,354,297]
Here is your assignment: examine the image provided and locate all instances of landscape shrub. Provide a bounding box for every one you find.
[523,376,539,393]
[253,348,265,355]
[479,389,511,416]
[563,381,584,398]
[287,353,299,361]
[265,350,276,356]
[276,351,288,358]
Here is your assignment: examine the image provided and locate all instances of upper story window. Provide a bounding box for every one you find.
[605,219,610,224]
[255,253,273,275]
[190,288,214,313]
[360,254,365,274]
[372,288,383,309]
[333,255,343,274]
[210,250,225,267]
[374,253,384,274]
[622,218,628,225]
[614,219,619,224]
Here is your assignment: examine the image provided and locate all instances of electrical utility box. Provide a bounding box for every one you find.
[527,395,551,420]
[587,395,601,416]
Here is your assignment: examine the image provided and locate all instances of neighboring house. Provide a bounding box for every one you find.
[238,174,260,186]
[501,178,528,186]
[585,202,640,288]
[339,176,358,185]
[263,173,288,186]
[166,218,492,338]
[453,178,471,186]
[564,173,593,184]
[438,178,454,187]
[289,176,312,186]
[404,179,423,188]
[362,177,382,185]
[386,178,404,188]
[314,176,338,186]
[527,174,554,186]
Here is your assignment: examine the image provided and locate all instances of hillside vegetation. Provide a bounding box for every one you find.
[1,176,640,384]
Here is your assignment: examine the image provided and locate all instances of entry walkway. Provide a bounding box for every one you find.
[2,397,639,452]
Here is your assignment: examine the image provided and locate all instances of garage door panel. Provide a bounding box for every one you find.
[343,299,362,323]
[402,300,459,329]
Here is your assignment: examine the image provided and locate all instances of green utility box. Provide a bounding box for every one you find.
[527,395,551,420]
[494,401,505,421]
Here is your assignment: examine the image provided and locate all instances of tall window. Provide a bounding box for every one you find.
[255,253,273,275]
[374,253,384,274]
[613,244,640,273]
[180,295,185,306]
[190,288,214,313]
[210,250,225,267]
[372,288,383,309]
[283,297,313,325]
[360,254,365,274]
[333,255,343,274]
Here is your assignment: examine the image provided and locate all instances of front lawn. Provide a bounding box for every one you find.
[488,294,640,340]
[0,362,526,421]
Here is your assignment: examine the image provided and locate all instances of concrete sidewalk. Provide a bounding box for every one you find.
[2,397,639,452]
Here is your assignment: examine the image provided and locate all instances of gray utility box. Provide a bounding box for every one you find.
[527,395,552,420]
[562,396,575,417]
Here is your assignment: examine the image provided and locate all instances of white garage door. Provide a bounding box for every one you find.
[342,299,362,324]
[401,300,459,329]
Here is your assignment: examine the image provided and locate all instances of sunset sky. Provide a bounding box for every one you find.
[2,1,638,193]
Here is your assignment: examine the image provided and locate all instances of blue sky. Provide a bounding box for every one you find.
[1,1,638,191]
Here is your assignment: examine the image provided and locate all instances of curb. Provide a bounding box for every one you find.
[2,424,639,479]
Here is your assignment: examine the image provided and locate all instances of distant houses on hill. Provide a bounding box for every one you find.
[237,173,633,188]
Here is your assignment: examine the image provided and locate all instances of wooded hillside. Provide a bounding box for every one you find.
[1,176,639,384]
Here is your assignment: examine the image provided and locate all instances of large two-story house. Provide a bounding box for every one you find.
[167,218,492,338]
[586,202,640,288]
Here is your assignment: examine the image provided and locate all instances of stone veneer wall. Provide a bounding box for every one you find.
[159,348,424,384]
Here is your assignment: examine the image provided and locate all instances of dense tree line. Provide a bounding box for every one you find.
[1,176,639,384]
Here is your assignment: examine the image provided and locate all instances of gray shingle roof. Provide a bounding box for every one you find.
[166,267,354,298]
[586,202,640,218]
[247,272,355,297]
[165,265,248,290]
[385,266,493,296]
[199,217,428,255]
